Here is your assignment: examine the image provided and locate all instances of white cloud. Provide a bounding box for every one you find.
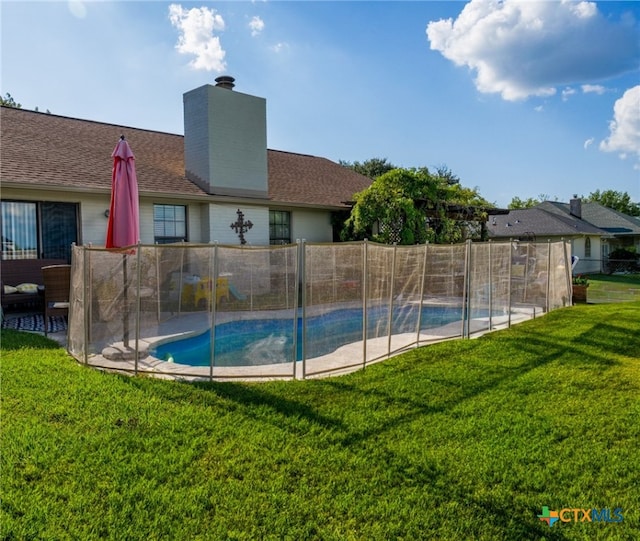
[581,84,606,95]
[68,1,86,19]
[562,87,576,101]
[600,86,640,160]
[168,4,226,72]
[426,0,639,101]
[249,16,264,37]
[584,138,594,150]
[271,42,289,54]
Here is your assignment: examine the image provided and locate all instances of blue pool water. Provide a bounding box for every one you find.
[152,305,466,367]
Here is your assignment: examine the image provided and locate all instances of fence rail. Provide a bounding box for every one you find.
[67,239,572,381]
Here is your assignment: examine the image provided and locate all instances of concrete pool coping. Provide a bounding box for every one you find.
[79,307,539,382]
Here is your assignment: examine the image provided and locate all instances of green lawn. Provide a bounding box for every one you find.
[2,303,639,540]
[585,273,640,303]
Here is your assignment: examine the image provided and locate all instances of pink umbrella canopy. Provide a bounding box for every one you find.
[106,136,139,249]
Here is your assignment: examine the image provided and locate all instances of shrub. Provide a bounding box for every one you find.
[572,274,589,286]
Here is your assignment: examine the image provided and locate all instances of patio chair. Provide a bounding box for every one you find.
[42,264,71,336]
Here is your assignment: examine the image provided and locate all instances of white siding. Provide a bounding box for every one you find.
[291,209,333,243]
[571,236,601,274]
[82,196,112,245]
[206,204,269,246]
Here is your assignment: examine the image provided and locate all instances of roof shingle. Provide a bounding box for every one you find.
[487,207,605,238]
[539,201,640,236]
[1,106,372,208]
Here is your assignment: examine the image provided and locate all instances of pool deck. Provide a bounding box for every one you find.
[75,308,538,382]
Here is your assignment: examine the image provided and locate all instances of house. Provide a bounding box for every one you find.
[537,200,640,265]
[0,76,373,262]
[487,197,640,274]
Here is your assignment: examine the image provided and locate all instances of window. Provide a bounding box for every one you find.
[154,204,187,244]
[585,237,591,258]
[1,201,77,261]
[269,210,291,245]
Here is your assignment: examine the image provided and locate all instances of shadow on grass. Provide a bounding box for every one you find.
[320,333,570,448]
[123,376,347,435]
[122,311,625,449]
[571,321,640,360]
[198,380,347,432]
[81,308,637,539]
[0,329,60,351]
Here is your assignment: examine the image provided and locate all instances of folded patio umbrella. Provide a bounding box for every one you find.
[106,135,139,249]
[106,136,139,348]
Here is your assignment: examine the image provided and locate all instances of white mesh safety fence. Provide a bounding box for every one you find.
[68,239,571,380]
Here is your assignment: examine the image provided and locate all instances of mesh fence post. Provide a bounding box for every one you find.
[387,243,397,357]
[562,238,572,307]
[546,239,551,314]
[134,243,141,376]
[417,242,428,344]
[285,243,290,310]
[68,243,75,352]
[292,242,300,380]
[462,240,472,339]
[508,241,513,328]
[83,244,90,365]
[523,243,531,303]
[209,242,218,381]
[155,247,161,323]
[248,247,253,311]
[299,239,307,380]
[488,240,493,330]
[178,243,184,316]
[362,239,368,370]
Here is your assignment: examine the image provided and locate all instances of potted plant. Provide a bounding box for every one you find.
[572,274,589,303]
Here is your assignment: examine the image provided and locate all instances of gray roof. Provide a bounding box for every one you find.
[487,207,605,239]
[539,201,640,236]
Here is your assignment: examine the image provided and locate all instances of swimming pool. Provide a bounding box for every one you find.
[151,304,468,367]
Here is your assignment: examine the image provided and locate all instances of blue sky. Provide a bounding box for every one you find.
[2,1,638,208]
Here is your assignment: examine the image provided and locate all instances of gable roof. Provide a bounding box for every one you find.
[539,201,640,236]
[487,207,605,239]
[0,106,372,209]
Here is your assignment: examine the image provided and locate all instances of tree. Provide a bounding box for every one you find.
[0,93,21,108]
[585,190,640,216]
[339,157,396,180]
[342,167,492,245]
[507,194,551,209]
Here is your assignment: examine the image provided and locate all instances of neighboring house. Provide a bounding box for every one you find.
[0,76,372,262]
[487,197,640,274]
[486,199,604,274]
[537,200,640,265]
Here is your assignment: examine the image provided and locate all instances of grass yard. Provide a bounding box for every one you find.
[2,303,639,540]
[584,273,640,303]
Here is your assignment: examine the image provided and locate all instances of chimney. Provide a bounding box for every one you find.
[214,75,235,90]
[183,78,268,198]
[569,196,582,219]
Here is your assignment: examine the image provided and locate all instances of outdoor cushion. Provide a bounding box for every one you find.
[4,285,18,294]
[16,283,39,294]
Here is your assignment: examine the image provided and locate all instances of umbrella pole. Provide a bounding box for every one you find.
[123,253,129,348]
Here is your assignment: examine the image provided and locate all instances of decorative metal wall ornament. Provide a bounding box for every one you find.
[230,208,253,245]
